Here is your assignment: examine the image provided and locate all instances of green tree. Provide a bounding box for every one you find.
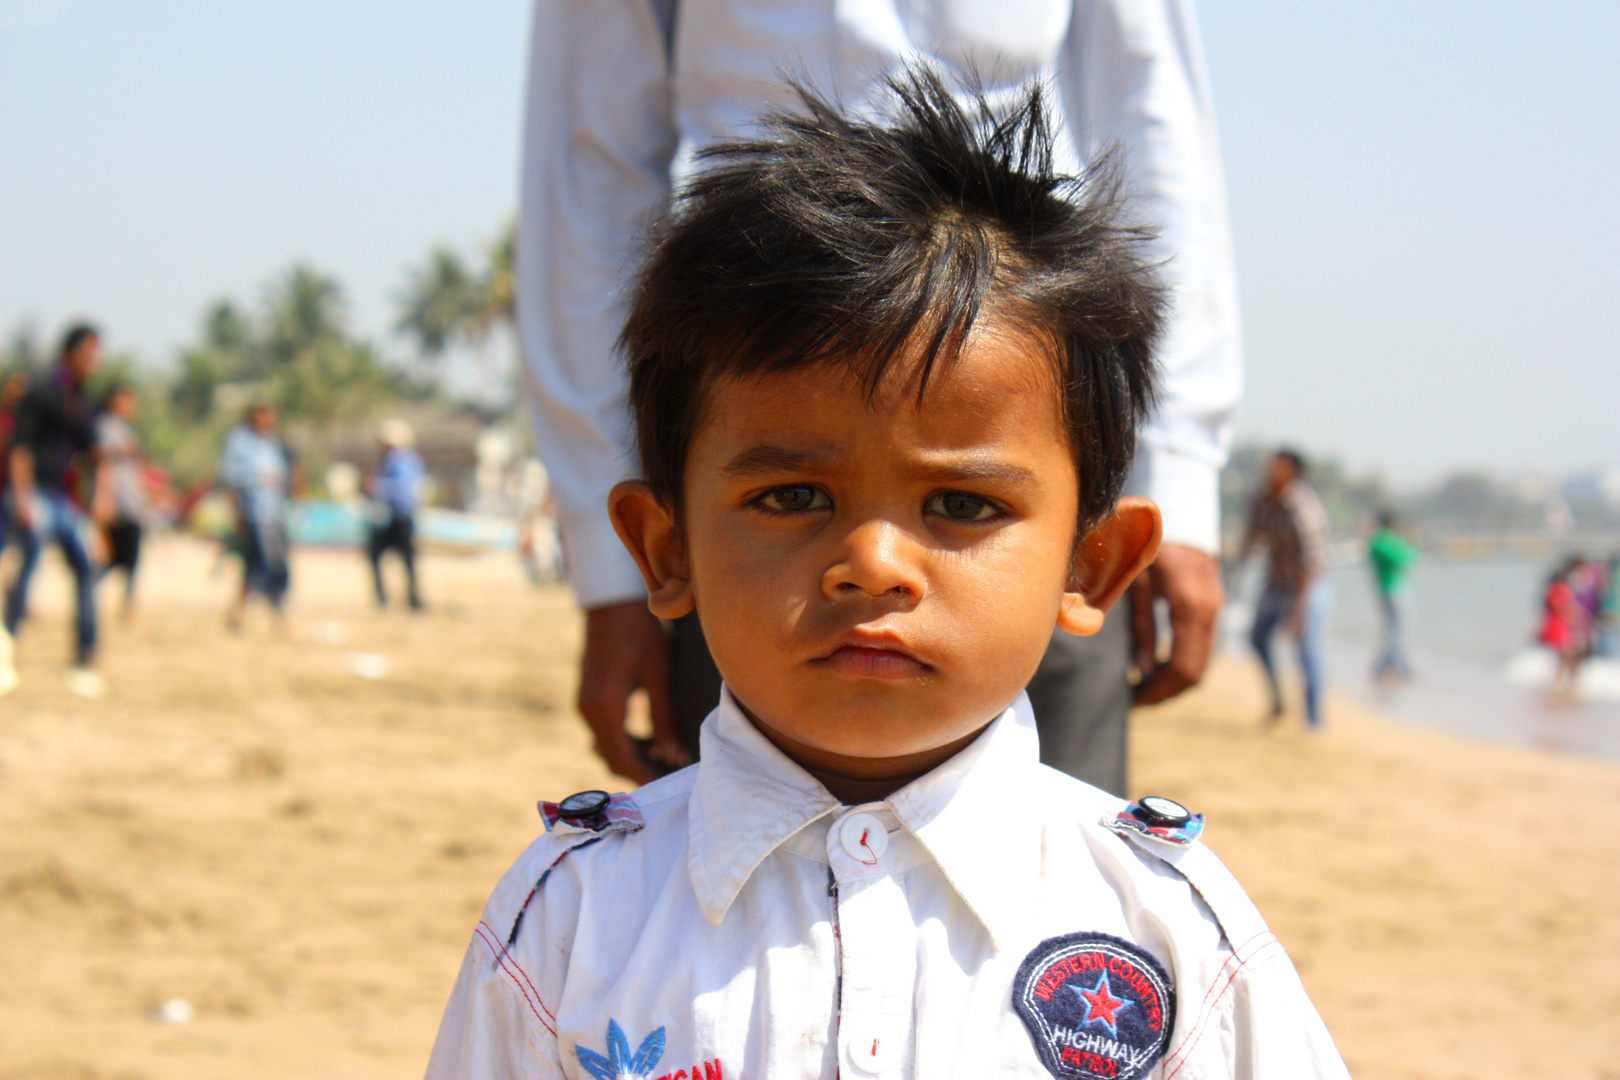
[396,219,517,360]
[172,299,255,422]
[261,265,388,425]
[396,247,484,357]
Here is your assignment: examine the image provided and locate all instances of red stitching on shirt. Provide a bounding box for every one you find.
[1162,932,1281,1079]
[479,919,557,1023]
[1179,928,1272,1029]
[473,921,558,1037]
[1164,932,1279,1076]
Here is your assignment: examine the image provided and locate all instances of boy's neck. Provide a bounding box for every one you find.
[741,705,990,806]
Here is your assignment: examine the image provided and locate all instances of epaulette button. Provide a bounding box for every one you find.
[1135,795,1192,827]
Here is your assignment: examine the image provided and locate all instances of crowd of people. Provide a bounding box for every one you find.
[0,323,429,698]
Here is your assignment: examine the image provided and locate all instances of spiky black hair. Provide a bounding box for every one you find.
[622,67,1164,533]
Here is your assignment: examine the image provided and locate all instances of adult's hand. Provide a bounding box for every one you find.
[1129,543,1225,706]
[577,600,679,785]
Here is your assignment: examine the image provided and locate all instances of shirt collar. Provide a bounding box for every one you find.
[687,687,1045,949]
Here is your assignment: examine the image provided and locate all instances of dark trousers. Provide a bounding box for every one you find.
[368,511,420,609]
[667,605,1133,797]
[100,518,143,600]
[239,515,291,609]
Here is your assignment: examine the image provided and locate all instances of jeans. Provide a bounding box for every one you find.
[1250,578,1333,727]
[239,515,290,608]
[1375,587,1411,678]
[4,490,97,665]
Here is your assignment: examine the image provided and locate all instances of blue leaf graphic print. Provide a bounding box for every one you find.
[606,1019,633,1072]
[630,1027,666,1076]
[574,1044,615,1080]
[576,1020,667,1080]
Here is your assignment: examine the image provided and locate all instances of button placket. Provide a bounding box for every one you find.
[829,809,915,1078]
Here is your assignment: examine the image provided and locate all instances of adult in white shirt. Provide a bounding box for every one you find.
[516,0,1240,790]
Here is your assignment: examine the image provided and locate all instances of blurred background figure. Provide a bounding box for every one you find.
[516,456,561,585]
[0,370,28,562]
[366,417,424,611]
[1539,554,1612,698]
[1538,556,1590,695]
[0,371,28,695]
[2,323,105,699]
[92,383,150,624]
[1368,510,1419,684]
[1235,449,1333,728]
[1599,556,1620,659]
[216,402,293,631]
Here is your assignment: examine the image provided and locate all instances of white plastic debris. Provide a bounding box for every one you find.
[346,652,390,680]
[313,620,351,646]
[156,997,195,1024]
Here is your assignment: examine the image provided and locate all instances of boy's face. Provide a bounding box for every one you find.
[614,323,1158,764]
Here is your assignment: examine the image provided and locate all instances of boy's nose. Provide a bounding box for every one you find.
[822,519,925,603]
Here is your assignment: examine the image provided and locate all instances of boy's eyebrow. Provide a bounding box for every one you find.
[721,445,842,477]
[925,457,1039,487]
[722,445,1038,487]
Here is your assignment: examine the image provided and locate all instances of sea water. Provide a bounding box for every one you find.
[1221,557,1620,762]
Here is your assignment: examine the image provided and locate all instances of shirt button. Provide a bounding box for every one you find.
[846,1029,898,1075]
[838,812,888,865]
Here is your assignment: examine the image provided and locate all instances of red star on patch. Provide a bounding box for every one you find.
[1072,972,1133,1036]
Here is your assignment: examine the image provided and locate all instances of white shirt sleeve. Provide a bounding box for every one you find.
[1226,952,1354,1079]
[516,0,677,608]
[1063,0,1243,554]
[424,939,561,1080]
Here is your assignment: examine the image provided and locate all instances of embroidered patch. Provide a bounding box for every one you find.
[576,1019,665,1080]
[1013,932,1175,1080]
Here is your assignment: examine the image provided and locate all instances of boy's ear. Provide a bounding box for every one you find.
[608,480,695,619]
[1057,496,1162,637]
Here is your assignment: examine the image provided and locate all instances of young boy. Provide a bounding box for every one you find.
[427,73,1348,1080]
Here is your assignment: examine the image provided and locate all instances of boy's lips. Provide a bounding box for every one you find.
[810,637,933,680]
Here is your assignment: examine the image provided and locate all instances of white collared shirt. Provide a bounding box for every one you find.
[426,692,1348,1080]
[516,0,1243,608]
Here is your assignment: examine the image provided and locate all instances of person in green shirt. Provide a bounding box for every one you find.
[1368,511,1419,681]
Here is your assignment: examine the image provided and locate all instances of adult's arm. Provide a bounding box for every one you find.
[517,0,682,780]
[1063,0,1242,702]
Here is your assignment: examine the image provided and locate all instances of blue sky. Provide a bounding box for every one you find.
[2,0,1616,485]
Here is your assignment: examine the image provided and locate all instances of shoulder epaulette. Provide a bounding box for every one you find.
[501,790,645,951]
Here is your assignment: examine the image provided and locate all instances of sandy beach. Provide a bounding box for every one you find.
[2,536,1617,1080]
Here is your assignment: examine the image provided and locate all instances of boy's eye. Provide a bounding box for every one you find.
[756,485,830,513]
[925,491,1002,522]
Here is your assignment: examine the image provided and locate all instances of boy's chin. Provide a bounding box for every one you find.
[744,685,1010,761]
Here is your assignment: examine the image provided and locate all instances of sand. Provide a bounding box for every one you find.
[2,536,1617,1080]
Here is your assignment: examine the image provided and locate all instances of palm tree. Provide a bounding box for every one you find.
[396,219,517,359]
[396,247,484,358]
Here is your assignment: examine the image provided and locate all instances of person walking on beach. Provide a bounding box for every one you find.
[365,418,424,611]
[216,403,293,631]
[93,384,150,624]
[2,324,105,699]
[1236,449,1333,728]
[1368,510,1417,682]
